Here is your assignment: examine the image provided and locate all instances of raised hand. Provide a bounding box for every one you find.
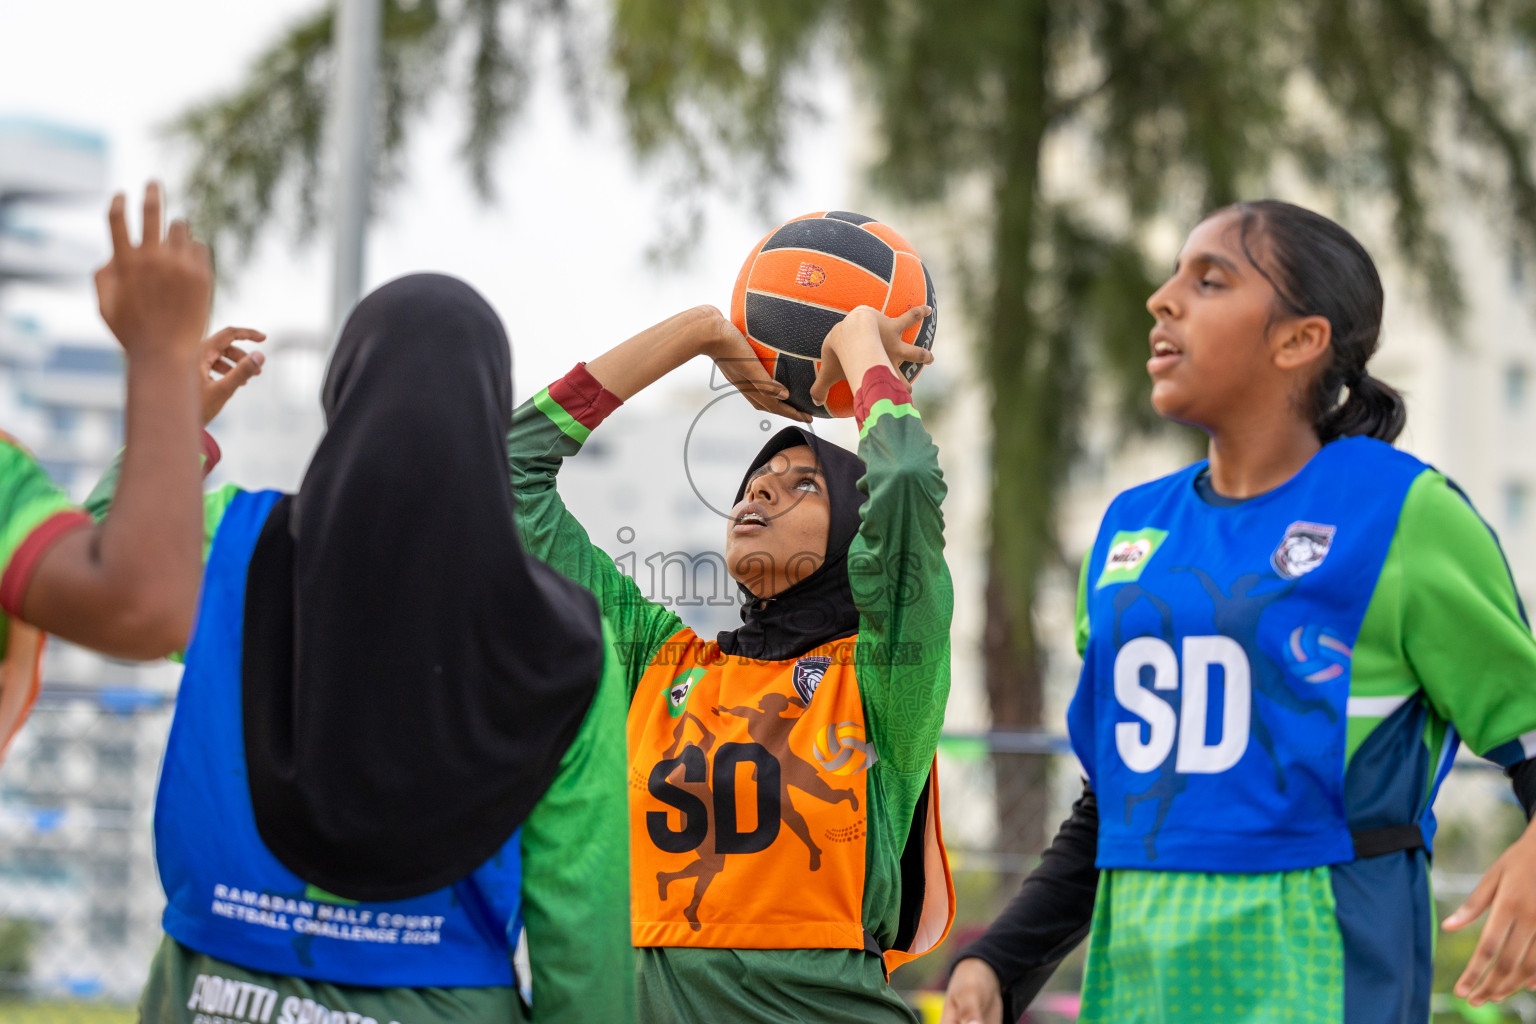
[200,327,267,426]
[809,305,933,409]
[694,307,812,423]
[94,183,212,359]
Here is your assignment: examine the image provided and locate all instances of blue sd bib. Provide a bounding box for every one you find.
[1067,438,1433,873]
[157,489,523,987]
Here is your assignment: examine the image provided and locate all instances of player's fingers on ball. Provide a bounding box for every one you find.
[895,342,934,364]
[808,370,833,407]
[736,377,788,405]
[141,182,163,246]
[742,376,789,399]
[737,386,779,415]
[771,399,808,422]
[754,393,807,422]
[740,390,772,414]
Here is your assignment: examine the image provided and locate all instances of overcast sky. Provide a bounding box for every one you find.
[0,0,856,403]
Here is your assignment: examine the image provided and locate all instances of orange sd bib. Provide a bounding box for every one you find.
[628,628,953,969]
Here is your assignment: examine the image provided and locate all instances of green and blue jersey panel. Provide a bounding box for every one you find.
[1071,439,1536,1023]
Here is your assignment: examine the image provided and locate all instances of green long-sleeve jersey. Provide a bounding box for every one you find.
[507,363,954,1023]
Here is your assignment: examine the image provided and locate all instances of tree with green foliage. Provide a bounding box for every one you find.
[176,0,1536,861]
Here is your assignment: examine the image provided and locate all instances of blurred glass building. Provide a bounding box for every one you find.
[0,117,181,1002]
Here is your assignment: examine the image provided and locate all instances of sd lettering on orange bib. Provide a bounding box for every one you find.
[629,630,879,952]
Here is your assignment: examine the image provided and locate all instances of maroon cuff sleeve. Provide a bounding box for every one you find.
[853,365,913,430]
[0,510,93,616]
[548,362,624,431]
[200,430,222,477]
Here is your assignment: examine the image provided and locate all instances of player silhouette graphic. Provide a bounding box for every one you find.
[1117,567,1341,860]
[1175,567,1337,787]
[655,691,859,930]
[1111,582,1189,861]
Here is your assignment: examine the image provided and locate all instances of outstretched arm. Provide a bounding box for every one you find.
[16,186,210,660]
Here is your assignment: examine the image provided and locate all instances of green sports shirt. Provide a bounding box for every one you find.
[508,364,953,1024]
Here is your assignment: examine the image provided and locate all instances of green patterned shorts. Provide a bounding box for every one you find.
[1079,867,1345,1024]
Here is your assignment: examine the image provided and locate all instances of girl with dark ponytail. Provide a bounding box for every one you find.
[943,201,1536,1024]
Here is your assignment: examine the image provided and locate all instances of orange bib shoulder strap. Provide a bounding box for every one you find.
[877,759,954,974]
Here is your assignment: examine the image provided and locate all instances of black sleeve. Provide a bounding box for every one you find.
[954,780,1100,1023]
[1508,759,1536,820]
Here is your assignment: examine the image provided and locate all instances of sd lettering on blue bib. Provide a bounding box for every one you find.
[1067,438,1429,873]
[156,489,523,987]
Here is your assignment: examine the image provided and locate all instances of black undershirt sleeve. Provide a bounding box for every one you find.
[954,780,1100,1022]
[1507,759,1536,820]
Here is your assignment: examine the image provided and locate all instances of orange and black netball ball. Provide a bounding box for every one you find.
[730,211,937,419]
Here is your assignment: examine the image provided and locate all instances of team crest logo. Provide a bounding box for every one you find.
[814,721,878,776]
[1271,521,1336,579]
[667,668,706,718]
[792,655,832,705]
[795,262,827,287]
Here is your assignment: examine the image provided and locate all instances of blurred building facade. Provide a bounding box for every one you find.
[0,117,184,1001]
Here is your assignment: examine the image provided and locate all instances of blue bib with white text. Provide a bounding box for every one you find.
[1067,437,1431,873]
[155,489,523,987]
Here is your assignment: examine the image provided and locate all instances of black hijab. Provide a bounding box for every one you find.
[716,426,867,662]
[241,274,604,902]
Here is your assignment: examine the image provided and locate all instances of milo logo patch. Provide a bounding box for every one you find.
[1097,528,1169,588]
